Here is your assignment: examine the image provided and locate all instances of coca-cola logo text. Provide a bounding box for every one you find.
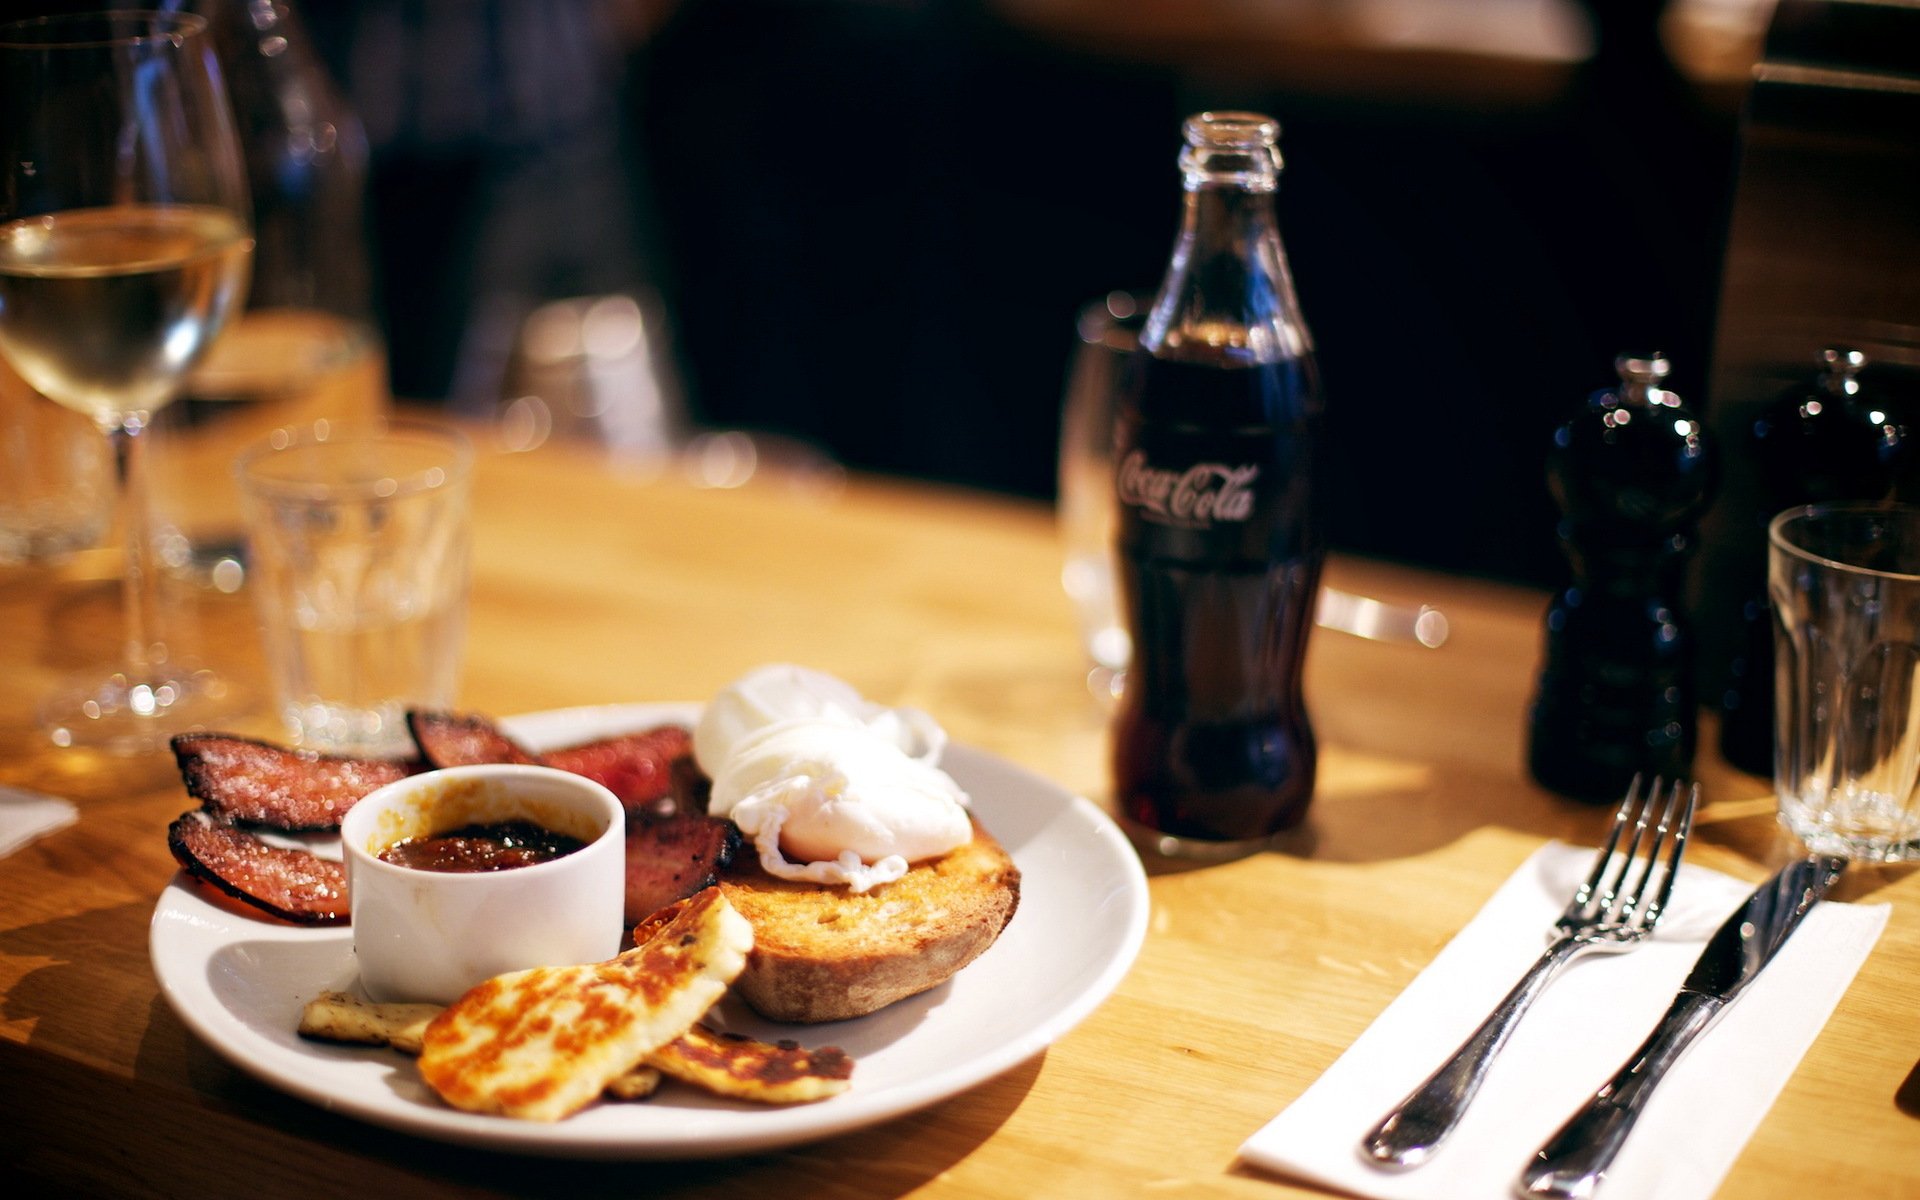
[1116,450,1260,526]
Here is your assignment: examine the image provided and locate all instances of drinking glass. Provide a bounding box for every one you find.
[236,420,473,756]
[0,11,254,752]
[1058,292,1146,700]
[1771,502,1920,860]
[0,356,111,564]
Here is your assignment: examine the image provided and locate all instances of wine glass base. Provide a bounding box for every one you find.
[40,665,245,756]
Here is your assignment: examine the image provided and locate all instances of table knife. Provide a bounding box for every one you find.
[1516,854,1848,1200]
[1316,587,1449,648]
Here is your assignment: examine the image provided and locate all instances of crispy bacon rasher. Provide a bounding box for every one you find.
[406,710,538,769]
[167,811,350,925]
[172,714,697,832]
[624,813,739,926]
[545,726,693,817]
[166,716,729,928]
[410,712,695,815]
[172,734,418,831]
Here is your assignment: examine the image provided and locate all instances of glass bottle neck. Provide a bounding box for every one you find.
[1143,183,1308,365]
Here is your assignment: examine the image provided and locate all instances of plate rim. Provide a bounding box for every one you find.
[149,702,1149,1159]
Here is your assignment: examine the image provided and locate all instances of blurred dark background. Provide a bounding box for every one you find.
[4,0,1775,587]
[290,0,1762,588]
[616,0,1746,592]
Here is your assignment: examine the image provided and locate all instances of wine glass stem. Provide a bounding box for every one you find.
[107,411,163,679]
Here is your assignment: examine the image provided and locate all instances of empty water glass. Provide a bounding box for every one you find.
[237,420,472,754]
[1771,502,1920,860]
[0,357,109,565]
[1058,292,1146,695]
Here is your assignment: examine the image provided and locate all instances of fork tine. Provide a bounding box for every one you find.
[1637,781,1698,928]
[1575,773,1641,912]
[1595,776,1662,921]
[1618,778,1678,924]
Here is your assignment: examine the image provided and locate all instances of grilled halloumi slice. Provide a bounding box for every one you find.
[416,888,752,1121]
[300,989,669,1097]
[602,1066,665,1100]
[299,990,442,1055]
[648,1023,852,1103]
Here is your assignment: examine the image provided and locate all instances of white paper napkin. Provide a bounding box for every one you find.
[1240,843,1889,1200]
[0,784,78,859]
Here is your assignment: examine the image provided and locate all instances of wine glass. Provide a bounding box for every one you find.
[0,10,254,753]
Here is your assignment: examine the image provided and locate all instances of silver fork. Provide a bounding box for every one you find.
[1359,776,1698,1170]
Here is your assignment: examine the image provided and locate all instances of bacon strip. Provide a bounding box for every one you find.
[167,810,350,925]
[172,718,702,832]
[406,711,538,769]
[668,748,712,817]
[172,734,418,831]
[543,726,690,814]
[170,717,723,928]
[409,711,699,815]
[624,814,739,926]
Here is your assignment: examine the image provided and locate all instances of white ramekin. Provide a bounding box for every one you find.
[341,763,625,1003]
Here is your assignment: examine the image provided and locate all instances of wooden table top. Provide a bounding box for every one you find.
[3,429,1916,1198]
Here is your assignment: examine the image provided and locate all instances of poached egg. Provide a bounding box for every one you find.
[697,667,969,892]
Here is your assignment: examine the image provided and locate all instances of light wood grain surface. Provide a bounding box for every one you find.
[2,427,1916,1198]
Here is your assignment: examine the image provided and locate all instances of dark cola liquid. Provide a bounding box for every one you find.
[1112,351,1324,844]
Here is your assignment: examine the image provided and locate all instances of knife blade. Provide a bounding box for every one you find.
[1515,854,1847,1200]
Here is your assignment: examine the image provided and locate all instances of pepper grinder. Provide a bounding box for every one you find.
[1528,353,1716,803]
[1718,346,1906,774]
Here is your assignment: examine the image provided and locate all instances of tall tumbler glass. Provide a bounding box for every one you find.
[1058,292,1147,700]
[0,357,110,564]
[1771,502,1920,860]
[237,420,472,755]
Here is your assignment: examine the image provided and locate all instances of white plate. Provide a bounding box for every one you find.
[150,703,1150,1159]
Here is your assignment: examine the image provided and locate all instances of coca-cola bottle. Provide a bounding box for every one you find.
[1111,112,1325,857]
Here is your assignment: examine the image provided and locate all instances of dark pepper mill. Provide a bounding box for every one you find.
[1528,353,1716,803]
[1718,346,1906,774]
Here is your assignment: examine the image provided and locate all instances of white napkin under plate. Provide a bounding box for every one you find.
[0,784,78,860]
[1240,842,1889,1200]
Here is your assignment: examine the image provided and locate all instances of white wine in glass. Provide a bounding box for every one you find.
[0,11,254,753]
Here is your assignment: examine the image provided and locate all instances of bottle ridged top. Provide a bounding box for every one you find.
[1180,111,1282,190]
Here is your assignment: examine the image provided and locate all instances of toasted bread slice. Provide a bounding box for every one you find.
[717,818,1020,1023]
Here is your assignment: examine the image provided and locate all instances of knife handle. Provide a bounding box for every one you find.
[1516,991,1723,1199]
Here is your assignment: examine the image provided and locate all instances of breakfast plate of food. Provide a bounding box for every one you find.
[149,678,1150,1159]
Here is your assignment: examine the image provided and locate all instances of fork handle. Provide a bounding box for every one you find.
[1516,991,1723,1199]
[1361,934,1585,1169]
